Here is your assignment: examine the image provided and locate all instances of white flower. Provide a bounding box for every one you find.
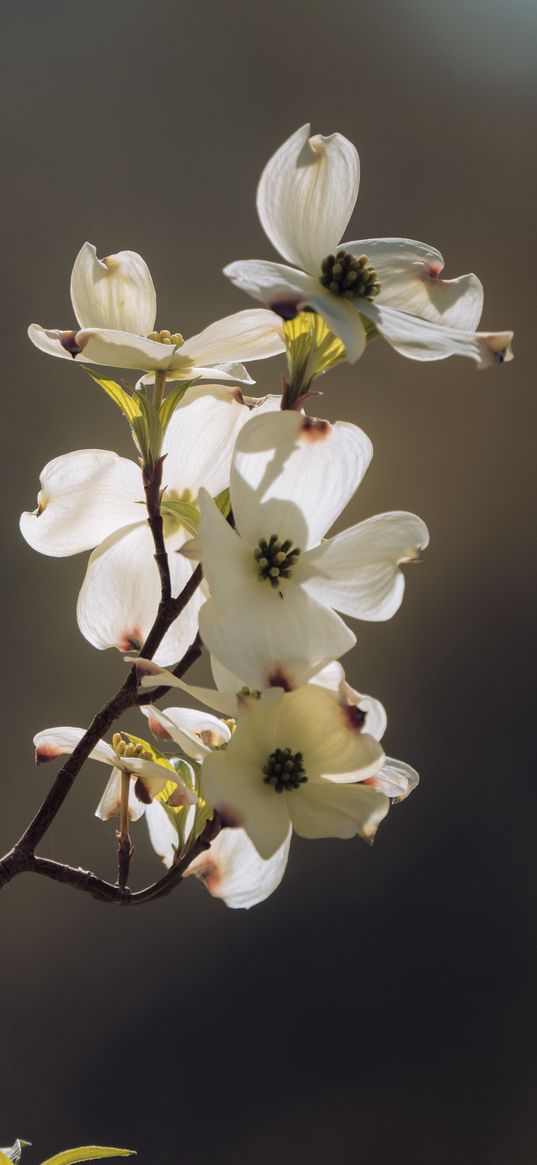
[224,124,513,368]
[20,384,251,665]
[191,410,428,689]
[29,241,285,383]
[33,726,196,822]
[202,684,387,859]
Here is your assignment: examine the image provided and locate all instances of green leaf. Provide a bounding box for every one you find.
[159,379,198,433]
[132,390,162,466]
[214,488,231,519]
[40,1148,135,1165]
[120,732,175,771]
[160,497,200,537]
[82,369,142,423]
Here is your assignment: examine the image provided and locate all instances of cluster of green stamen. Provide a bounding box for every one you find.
[147,328,184,346]
[320,251,381,300]
[254,535,301,586]
[263,748,307,793]
[112,733,153,762]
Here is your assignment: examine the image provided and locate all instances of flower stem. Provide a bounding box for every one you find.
[116,770,133,890]
[152,368,167,413]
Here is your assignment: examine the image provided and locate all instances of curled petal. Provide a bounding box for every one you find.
[363,756,420,802]
[70,242,157,334]
[275,684,385,780]
[257,124,360,273]
[180,309,285,366]
[360,301,513,367]
[186,826,291,909]
[140,704,231,761]
[34,726,115,766]
[95,767,147,822]
[20,449,143,557]
[302,512,430,620]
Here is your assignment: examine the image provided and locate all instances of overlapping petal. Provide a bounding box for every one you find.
[162,384,251,497]
[256,123,360,273]
[359,300,513,367]
[141,703,231,761]
[20,450,143,557]
[289,779,389,843]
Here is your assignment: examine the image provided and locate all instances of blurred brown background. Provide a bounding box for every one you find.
[1,1,535,1162]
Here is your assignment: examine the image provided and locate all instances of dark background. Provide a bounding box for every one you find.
[1,1,535,1162]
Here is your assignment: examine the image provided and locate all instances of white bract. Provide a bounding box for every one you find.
[33,726,196,822]
[224,123,513,368]
[20,384,251,665]
[190,410,429,689]
[29,241,285,383]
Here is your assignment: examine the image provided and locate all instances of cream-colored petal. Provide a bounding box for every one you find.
[199,585,355,694]
[302,512,429,620]
[185,825,291,909]
[180,309,285,366]
[275,685,384,780]
[73,328,192,372]
[162,384,251,497]
[140,703,231,761]
[34,726,115,766]
[28,324,95,362]
[289,779,389,843]
[70,242,157,334]
[231,410,372,549]
[257,124,360,273]
[202,751,290,860]
[135,661,238,716]
[95,767,147,822]
[360,301,513,367]
[342,238,484,330]
[363,756,419,802]
[77,523,203,666]
[144,799,180,866]
[20,449,143,557]
[196,490,256,610]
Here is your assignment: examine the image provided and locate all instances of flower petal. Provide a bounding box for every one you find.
[196,491,256,610]
[162,384,251,497]
[302,512,430,620]
[20,450,143,557]
[275,685,384,780]
[34,726,116,766]
[185,825,291,909]
[231,410,373,549]
[256,124,360,273]
[342,238,484,330]
[70,242,157,334]
[28,324,95,362]
[360,301,513,367]
[199,585,356,693]
[289,778,389,842]
[144,799,180,866]
[363,756,419,802]
[140,703,231,760]
[202,751,290,860]
[95,767,146,822]
[180,309,285,366]
[135,661,238,716]
[77,523,203,666]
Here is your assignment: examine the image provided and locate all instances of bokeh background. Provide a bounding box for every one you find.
[1,1,535,1162]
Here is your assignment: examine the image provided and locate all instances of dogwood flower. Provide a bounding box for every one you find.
[224,123,513,368]
[189,410,428,689]
[140,702,291,908]
[20,384,251,665]
[29,241,285,383]
[33,726,196,821]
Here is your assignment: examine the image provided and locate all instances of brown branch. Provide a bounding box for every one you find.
[143,454,171,603]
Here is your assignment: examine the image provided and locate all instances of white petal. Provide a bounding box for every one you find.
[302,512,429,620]
[289,779,389,842]
[342,238,484,330]
[140,704,231,760]
[77,523,203,666]
[196,491,255,610]
[231,410,372,549]
[144,799,180,867]
[95,767,146,822]
[306,665,387,740]
[136,662,238,716]
[70,242,157,334]
[364,756,419,802]
[180,309,285,366]
[199,585,356,693]
[72,328,193,372]
[28,324,94,362]
[275,685,385,780]
[361,301,514,367]
[202,751,290,860]
[162,384,251,497]
[256,124,360,273]
[34,726,115,766]
[186,826,291,909]
[20,450,143,557]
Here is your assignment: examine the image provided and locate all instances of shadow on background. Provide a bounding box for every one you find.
[0,2,535,1163]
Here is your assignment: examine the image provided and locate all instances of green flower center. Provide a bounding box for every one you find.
[263,748,307,793]
[320,251,381,300]
[254,535,301,586]
[147,328,185,347]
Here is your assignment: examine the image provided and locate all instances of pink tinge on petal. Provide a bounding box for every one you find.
[300,417,330,442]
[185,853,220,894]
[424,261,443,280]
[267,666,294,692]
[342,704,367,732]
[35,744,62,764]
[145,712,172,740]
[59,330,88,357]
[118,629,144,653]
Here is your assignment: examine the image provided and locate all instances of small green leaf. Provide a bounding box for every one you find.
[133,391,163,466]
[40,1148,135,1165]
[214,488,231,519]
[160,497,200,537]
[159,378,198,433]
[82,369,142,423]
[120,732,175,771]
